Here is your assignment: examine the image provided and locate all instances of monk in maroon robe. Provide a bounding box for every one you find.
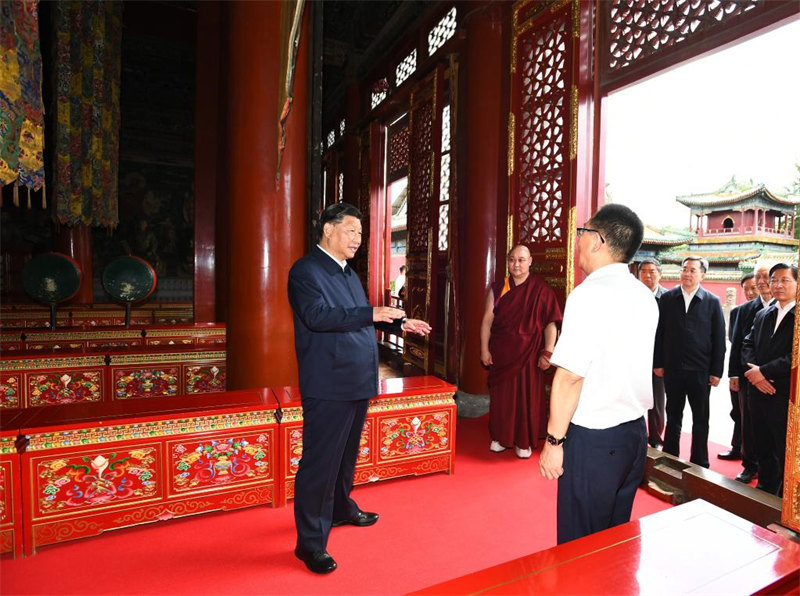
[480,245,562,458]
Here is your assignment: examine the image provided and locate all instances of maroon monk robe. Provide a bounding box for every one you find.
[488,274,563,450]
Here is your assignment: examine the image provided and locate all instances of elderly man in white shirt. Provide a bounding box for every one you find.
[540,204,658,544]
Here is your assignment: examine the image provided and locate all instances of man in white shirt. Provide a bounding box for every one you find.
[540,204,658,544]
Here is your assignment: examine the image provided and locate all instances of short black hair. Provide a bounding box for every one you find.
[639,257,662,272]
[399,265,406,273]
[681,256,708,273]
[739,272,754,286]
[769,262,798,281]
[588,204,644,263]
[316,202,362,240]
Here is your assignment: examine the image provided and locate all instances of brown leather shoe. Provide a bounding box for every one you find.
[294,547,337,574]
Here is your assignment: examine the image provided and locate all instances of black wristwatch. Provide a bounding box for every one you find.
[546,433,566,446]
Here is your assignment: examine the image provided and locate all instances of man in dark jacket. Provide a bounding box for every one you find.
[288,202,431,574]
[741,263,796,496]
[653,256,726,468]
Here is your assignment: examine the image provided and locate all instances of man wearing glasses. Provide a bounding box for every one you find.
[539,204,658,543]
[741,263,797,496]
[653,256,726,469]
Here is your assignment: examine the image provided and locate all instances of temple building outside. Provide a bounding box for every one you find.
[637,178,800,308]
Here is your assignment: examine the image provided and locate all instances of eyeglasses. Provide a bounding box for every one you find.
[576,227,605,243]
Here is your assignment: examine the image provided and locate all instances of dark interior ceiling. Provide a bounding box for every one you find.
[321,1,431,119]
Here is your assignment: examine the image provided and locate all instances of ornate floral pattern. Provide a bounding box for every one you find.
[36,449,158,514]
[287,428,303,477]
[0,464,7,523]
[380,412,450,459]
[185,365,226,394]
[0,375,20,408]
[114,367,178,400]
[28,371,102,407]
[171,433,270,492]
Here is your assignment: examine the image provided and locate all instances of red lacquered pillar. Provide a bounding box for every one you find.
[53,224,93,303]
[193,1,222,323]
[223,1,308,389]
[457,3,508,394]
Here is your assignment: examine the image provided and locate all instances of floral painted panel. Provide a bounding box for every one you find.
[185,364,225,394]
[114,367,178,399]
[28,371,102,407]
[0,463,7,524]
[0,375,20,408]
[171,432,270,493]
[36,448,159,515]
[379,411,450,460]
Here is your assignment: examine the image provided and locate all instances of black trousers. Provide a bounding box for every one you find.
[739,381,759,473]
[557,418,647,544]
[647,374,665,446]
[750,392,788,496]
[294,397,369,552]
[728,388,741,453]
[663,369,711,468]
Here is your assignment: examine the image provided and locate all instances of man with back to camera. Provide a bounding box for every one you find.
[637,257,667,449]
[718,272,758,462]
[728,262,773,484]
[540,204,658,544]
[653,256,726,469]
[741,263,796,496]
[288,202,431,574]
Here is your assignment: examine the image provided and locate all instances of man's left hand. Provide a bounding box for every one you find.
[709,376,720,387]
[539,443,563,480]
[402,319,432,335]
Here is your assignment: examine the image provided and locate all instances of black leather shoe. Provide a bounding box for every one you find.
[294,547,337,574]
[735,469,756,483]
[332,510,379,527]
[717,450,742,461]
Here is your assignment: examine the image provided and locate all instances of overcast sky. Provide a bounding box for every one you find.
[604,18,800,230]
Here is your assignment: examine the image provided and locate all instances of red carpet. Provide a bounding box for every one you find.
[1,416,736,595]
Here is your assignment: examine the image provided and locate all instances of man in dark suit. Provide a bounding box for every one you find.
[741,263,796,496]
[653,256,726,468]
[718,272,758,461]
[638,257,667,448]
[727,263,773,483]
[288,202,431,574]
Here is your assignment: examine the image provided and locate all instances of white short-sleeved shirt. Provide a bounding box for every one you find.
[550,262,659,429]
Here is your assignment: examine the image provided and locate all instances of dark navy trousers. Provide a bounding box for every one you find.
[294,397,369,552]
[557,418,647,544]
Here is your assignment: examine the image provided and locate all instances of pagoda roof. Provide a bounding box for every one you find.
[640,225,693,246]
[676,179,800,210]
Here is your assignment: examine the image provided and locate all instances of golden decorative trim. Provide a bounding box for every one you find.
[0,437,16,455]
[277,394,456,422]
[566,205,576,296]
[550,0,570,13]
[570,84,578,161]
[507,214,514,256]
[25,411,277,451]
[1,355,106,372]
[424,228,433,373]
[545,277,566,289]
[508,112,515,177]
[145,329,225,338]
[572,0,580,38]
[110,351,226,365]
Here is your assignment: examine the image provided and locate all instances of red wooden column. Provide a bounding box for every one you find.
[193,1,222,323]
[53,224,93,303]
[457,2,509,394]
[223,1,308,389]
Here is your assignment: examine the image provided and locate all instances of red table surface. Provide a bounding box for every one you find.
[412,499,800,595]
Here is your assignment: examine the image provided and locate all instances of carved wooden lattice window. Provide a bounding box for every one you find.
[428,6,457,56]
[387,120,410,181]
[371,89,387,109]
[601,0,763,90]
[515,11,571,245]
[339,118,346,136]
[326,129,336,148]
[438,104,451,251]
[396,49,417,87]
[408,96,434,253]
